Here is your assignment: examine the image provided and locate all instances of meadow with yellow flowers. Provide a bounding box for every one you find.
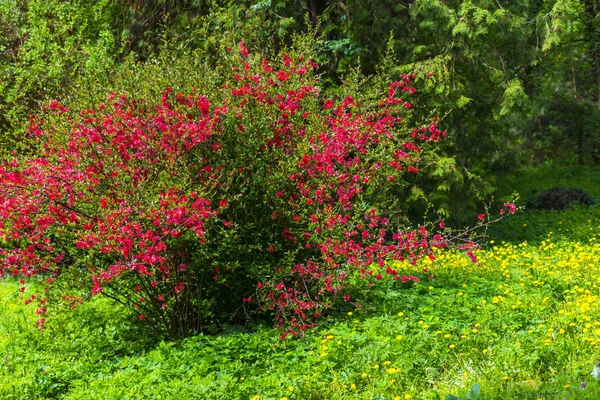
[1,166,599,399]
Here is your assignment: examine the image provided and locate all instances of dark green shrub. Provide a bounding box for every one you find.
[530,186,594,211]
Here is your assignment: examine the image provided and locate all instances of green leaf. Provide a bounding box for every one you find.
[456,95,472,109]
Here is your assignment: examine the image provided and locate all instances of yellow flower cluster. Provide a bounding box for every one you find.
[387,231,600,357]
[284,225,600,398]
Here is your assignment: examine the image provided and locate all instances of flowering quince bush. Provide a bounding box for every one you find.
[0,42,516,338]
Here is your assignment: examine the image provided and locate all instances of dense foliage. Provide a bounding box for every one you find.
[1,0,598,225]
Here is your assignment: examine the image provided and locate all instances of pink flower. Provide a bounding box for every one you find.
[504,202,516,214]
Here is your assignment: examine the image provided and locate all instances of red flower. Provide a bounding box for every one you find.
[239,41,249,58]
[504,202,516,214]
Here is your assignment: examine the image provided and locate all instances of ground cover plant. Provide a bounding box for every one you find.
[1,192,600,399]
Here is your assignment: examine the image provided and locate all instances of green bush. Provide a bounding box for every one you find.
[529,187,594,211]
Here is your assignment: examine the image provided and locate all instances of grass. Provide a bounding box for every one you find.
[1,165,600,399]
[488,163,600,244]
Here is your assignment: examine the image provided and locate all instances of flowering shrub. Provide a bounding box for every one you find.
[0,43,515,337]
